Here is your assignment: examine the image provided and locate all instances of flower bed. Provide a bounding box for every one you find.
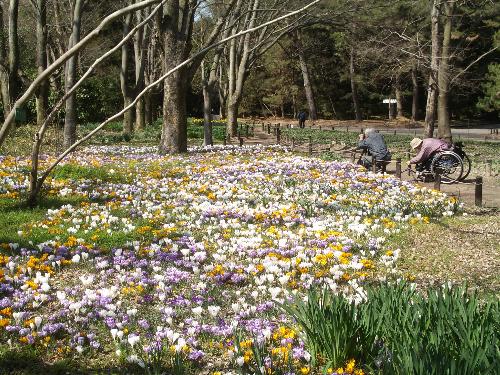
[0,145,460,373]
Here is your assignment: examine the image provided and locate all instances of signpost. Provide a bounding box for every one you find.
[383,98,397,120]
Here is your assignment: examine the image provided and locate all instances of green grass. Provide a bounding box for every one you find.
[282,128,500,163]
[0,197,88,250]
[53,163,130,183]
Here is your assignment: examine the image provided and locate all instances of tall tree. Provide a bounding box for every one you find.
[159,0,236,153]
[32,0,49,127]
[411,60,419,122]
[437,0,454,142]
[295,30,317,120]
[121,11,135,136]
[424,0,440,138]
[0,0,21,117]
[349,45,362,122]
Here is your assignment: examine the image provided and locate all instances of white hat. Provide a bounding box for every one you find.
[410,138,423,150]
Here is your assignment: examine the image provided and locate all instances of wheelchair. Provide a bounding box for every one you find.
[415,142,471,184]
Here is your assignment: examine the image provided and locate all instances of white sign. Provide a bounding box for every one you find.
[383,99,397,104]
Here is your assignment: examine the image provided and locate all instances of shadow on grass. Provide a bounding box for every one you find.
[0,348,143,375]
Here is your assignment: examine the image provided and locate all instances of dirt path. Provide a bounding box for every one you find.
[228,123,500,208]
[245,117,500,141]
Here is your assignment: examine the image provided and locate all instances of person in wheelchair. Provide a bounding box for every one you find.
[408,137,451,172]
[356,128,391,170]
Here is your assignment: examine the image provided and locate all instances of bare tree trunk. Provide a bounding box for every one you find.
[63,0,84,149]
[395,77,404,118]
[144,91,152,125]
[201,61,215,146]
[0,0,20,117]
[218,63,227,118]
[350,46,362,122]
[227,99,239,136]
[0,3,10,116]
[134,7,147,131]
[295,31,317,120]
[437,0,454,142]
[35,0,48,127]
[135,97,145,130]
[160,69,188,153]
[388,100,395,120]
[121,12,134,136]
[202,84,213,145]
[411,61,419,122]
[424,0,440,138]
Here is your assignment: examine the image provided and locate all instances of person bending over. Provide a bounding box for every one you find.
[408,137,451,171]
[357,128,391,169]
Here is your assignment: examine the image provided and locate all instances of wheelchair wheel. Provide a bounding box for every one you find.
[430,151,463,184]
[460,153,472,181]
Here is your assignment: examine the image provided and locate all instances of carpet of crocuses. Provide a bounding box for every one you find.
[0,145,459,374]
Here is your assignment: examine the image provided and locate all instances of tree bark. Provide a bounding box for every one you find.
[437,0,454,142]
[395,76,404,118]
[144,91,152,125]
[202,82,213,145]
[0,0,20,117]
[201,61,216,146]
[295,30,317,120]
[121,12,134,136]
[424,0,440,138]
[218,63,227,118]
[35,0,48,127]
[134,6,147,131]
[160,69,188,153]
[63,0,84,149]
[411,61,419,122]
[350,46,362,122]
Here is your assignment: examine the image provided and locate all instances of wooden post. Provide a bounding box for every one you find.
[319,125,322,131]
[223,135,227,146]
[372,156,377,173]
[434,173,441,190]
[396,158,401,178]
[346,126,349,133]
[267,124,271,134]
[332,126,335,131]
[475,176,483,207]
[239,137,244,147]
[308,136,312,156]
[261,123,265,131]
[393,130,396,135]
[277,126,281,145]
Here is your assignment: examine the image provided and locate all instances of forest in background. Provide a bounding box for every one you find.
[0,0,498,154]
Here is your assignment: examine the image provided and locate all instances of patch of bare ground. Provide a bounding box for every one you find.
[386,209,500,294]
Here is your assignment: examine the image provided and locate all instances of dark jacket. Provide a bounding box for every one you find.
[357,132,391,161]
[298,112,307,121]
